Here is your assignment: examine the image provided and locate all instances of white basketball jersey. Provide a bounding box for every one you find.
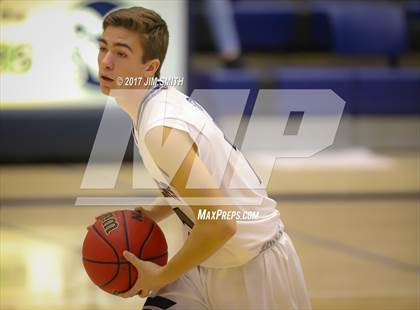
[132,82,283,268]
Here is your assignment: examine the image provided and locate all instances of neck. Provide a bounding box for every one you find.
[114,86,152,127]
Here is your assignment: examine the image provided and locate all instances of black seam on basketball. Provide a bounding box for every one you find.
[138,223,155,258]
[83,257,130,264]
[121,210,132,289]
[91,225,121,288]
[143,251,168,261]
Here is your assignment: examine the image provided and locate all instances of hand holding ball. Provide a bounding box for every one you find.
[82,210,168,295]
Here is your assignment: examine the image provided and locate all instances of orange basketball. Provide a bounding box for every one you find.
[82,210,168,295]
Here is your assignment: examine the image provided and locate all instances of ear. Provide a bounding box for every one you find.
[144,59,161,77]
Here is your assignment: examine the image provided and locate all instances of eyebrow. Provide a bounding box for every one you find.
[99,38,133,53]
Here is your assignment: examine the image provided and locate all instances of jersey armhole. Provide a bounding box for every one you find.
[145,118,201,157]
[147,118,190,135]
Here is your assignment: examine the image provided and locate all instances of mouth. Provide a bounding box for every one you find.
[100,75,114,83]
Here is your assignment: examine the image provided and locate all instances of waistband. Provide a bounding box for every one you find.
[259,224,283,254]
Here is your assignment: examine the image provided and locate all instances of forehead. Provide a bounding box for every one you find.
[102,26,143,52]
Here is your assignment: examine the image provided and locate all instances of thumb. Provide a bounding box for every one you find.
[123,251,147,271]
[123,251,138,264]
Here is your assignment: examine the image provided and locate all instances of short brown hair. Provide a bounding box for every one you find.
[103,6,169,78]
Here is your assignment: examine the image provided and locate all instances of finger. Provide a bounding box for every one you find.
[119,289,140,298]
[123,251,146,270]
[119,283,143,298]
[139,289,150,298]
[123,251,138,264]
[135,207,152,219]
[123,251,139,266]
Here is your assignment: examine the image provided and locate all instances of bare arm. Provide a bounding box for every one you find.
[147,126,237,284]
[135,196,173,223]
[120,126,236,298]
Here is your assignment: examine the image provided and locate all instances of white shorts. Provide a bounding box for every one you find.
[142,232,312,310]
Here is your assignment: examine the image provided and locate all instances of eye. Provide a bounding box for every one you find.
[117,52,127,58]
[99,46,107,52]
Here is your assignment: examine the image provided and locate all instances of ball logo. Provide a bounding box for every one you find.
[99,213,119,234]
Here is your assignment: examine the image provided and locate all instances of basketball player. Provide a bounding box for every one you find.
[98,6,311,309]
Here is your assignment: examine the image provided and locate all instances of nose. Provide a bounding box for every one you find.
[100,51,114,71]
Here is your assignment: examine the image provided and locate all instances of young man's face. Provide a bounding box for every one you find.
[98,26,154,95]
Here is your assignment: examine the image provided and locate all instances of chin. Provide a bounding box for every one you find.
[99,85,111,96]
